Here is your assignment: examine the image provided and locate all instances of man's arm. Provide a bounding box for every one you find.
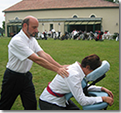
[28,53,69,78]
[37,51,70,68]
[37,51,62,68]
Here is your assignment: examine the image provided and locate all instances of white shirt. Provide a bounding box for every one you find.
[51,29,55,32]
[72,30,78,36]
[40,62,102,107]
[6,30,43,73]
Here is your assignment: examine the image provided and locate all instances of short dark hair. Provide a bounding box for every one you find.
[81,54,102,70]
[22,18,29,27]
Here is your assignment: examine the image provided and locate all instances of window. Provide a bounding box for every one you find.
[15,17,19,20]
[73,15,78,18]
[90,15,95,18]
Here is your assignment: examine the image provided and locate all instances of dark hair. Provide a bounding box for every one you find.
[81,54,102,70]
[22,18,29,27]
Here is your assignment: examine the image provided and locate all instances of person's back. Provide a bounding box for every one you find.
[40,62,79,107]
[39,61,102,109]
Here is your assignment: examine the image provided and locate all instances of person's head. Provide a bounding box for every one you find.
[81,54,102,76]
[22,15,39,38]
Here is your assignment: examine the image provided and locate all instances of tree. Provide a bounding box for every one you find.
[105,0,119,3]
[114,0,119,3]
[2,21,5,30]
[105,0,114,2]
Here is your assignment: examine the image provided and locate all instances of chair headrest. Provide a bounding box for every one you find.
[85,60,110,82]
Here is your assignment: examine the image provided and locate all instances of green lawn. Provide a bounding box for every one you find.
[0,37,119,110]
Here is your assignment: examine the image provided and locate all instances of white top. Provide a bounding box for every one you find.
[51,29,55,32]
[6,30,43,73]
[72,30,78,36]
[40,62,103,107]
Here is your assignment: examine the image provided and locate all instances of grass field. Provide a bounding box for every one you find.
[0,37,119,110]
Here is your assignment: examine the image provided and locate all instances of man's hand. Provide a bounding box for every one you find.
[57,67,69,78]
[62,65,70,68]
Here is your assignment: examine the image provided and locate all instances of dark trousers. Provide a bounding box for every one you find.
[39,99,80,110]
[0,68,37,110]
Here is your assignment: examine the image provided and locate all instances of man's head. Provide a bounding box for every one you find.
[81,54,102,75]
[22,16,39,38]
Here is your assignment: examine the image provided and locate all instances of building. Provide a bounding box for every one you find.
[3,0,119,37]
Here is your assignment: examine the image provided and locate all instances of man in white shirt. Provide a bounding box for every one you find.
[0,16,68,110]
[51,28,55,38]
[39,54,114,110]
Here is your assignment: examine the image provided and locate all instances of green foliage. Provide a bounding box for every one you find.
[105,0,114,2]
[105,0,119,3]
[0,37,119,110]
[2,21,5,30]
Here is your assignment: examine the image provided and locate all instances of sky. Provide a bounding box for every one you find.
[0,0,22,28]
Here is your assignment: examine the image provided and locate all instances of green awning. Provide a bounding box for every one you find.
[7,23,22,25]
[95,21,101,24]
[69,22,76,25]
[88,21,95,24]
[65,18,102,25]
[75,22,82,25]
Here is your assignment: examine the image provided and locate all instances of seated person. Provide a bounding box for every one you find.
[39,54,114,110]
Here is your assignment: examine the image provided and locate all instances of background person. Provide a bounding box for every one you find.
[0,16,69,110]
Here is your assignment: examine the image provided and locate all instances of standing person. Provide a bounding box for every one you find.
[71,29,77,39]
[39,54,114,110]
[48,30,52,38]
[43,30,47,40]
[37,31,41,39]
[58,31,61,39]
[51,28,55,38]
[95,31,104,41]
[0,16,69,110]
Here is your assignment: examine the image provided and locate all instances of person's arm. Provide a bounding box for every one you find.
[87,85,114,99]
[37,51,63,68]
[101,87,114,98]
[37,50,69,72]
[88,86,114,106]
[28,53,69,78]
[87,85,102,92]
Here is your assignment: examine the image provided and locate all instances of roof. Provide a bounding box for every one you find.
[3,0,119,12]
